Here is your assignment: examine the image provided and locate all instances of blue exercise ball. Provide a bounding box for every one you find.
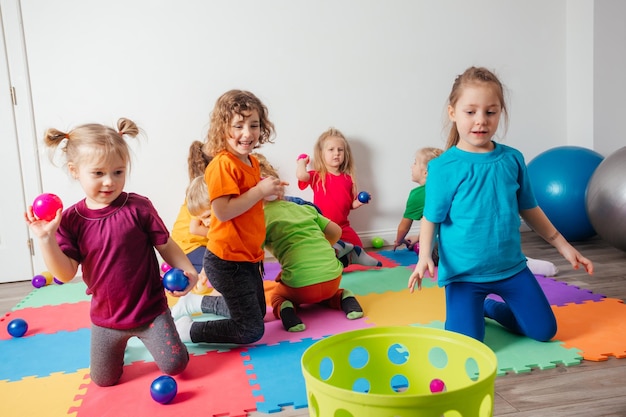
[527,146,603,241]
[585,146,626,252]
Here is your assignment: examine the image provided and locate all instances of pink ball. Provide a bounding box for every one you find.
[161,262,172,273]
[429,378,446,393]
[32,193,63,221]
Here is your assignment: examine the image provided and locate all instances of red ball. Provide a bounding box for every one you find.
[32,193,63,221]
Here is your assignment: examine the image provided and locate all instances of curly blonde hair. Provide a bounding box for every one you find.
[202,90,275,156]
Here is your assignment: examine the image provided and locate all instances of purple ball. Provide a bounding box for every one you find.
[150,375,177,404]
[31,275,47,288]
[162,268,189,292]
[7,318,28,338]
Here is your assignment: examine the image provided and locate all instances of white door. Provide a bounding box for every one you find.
[0,5,37,282]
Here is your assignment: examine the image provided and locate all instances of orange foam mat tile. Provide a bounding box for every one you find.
[360,286,446,327]
[0,369,89,417]
[553,298,626,361]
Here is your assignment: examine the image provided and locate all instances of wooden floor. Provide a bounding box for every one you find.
[2,231,625,416]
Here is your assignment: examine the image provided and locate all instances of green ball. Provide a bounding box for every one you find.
[371,237,384,249]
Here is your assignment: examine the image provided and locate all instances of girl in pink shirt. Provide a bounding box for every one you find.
[24,118,198,386]
[296,127,368,247]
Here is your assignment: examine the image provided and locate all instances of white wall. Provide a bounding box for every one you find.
[9,0,625,254]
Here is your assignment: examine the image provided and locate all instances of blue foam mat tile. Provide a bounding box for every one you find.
[242,338,320,413]
[0,328,91,381]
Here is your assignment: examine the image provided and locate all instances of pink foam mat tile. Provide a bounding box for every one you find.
[71,350,258,417]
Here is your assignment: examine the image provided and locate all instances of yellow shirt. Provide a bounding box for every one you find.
[171,202,208,254]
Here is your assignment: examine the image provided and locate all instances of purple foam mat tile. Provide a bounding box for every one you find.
[488,275,605,306]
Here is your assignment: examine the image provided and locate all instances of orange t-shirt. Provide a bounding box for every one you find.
[205,151,265,262]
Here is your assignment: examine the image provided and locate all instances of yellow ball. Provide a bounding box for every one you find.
[41,271,54,285]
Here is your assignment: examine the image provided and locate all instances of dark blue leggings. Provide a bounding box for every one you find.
[445,267,556,342]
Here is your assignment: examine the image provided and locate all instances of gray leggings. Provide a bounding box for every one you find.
[90,311,189,386]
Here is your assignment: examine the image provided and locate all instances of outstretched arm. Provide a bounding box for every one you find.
[408,217,436,292]
[296,157,311,182]
[520,206,593,275]
[24,207,78,282]
[393,217,414,251]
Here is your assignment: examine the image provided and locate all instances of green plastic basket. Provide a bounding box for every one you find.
[301,326,497,417]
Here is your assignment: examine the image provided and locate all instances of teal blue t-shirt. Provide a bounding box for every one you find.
[424,142,537,286]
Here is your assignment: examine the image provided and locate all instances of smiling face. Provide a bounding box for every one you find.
[226,109,261,163]
[321,135,346,174]
[448,82,502,153]
[69,150,127,209]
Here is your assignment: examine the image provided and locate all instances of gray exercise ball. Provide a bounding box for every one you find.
[585,146,626,252]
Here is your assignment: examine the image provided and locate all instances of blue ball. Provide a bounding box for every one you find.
[150,375,177,404]
[357,191,371,203]
[527,146,603,241]
[7,318,28,338]
[162,268,189,292]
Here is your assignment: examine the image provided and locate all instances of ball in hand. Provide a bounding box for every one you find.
[357,191,371,203]
[32,193,63,221]
[162,268,189,292]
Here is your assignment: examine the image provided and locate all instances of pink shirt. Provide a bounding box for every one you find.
[56,192,169,330]
[298,170,362,246]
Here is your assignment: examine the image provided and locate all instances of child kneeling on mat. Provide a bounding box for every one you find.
[173,155,364,332]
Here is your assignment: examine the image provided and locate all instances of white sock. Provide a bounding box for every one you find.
[174,316,193,343]
[527,257,559,276]
[170,293,203,320]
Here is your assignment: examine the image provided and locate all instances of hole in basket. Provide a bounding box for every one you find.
[335,409,354,417]
[390,374,409,393]
[387,342,409,365]
[352,377,370,393]
[348,346,369,369]
[308,393,319,417]
[428,346,448,369]
[319,357,333,381]
[465,357,480,381]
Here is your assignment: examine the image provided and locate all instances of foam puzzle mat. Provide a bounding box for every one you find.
[0,248,621,416]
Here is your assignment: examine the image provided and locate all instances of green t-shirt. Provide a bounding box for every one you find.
[264,200,343,288]
[403,185,426,220]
